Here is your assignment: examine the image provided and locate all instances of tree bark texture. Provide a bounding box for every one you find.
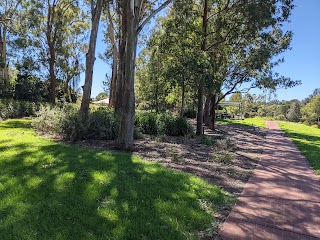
[117,0,138,151]
[180,78,185,116]
[196,0,208,135]
[106,6,118,107]
[49,43,57,104]
[209,95,216,130]
[204,96,210,125]
[0,25,9,90]
[116,0,172,150]
[114,4,126,114]
[80,0,103,117]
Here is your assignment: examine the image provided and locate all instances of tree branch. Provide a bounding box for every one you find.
[137,0,172,35]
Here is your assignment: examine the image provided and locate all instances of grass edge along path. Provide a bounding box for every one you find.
[0,119,234,240]
[277,121,320,175]
[216,118,266,129]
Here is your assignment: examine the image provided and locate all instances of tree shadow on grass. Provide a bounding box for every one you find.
[0,119,32,129]
[0,128,232,239]
[280,130,320,173]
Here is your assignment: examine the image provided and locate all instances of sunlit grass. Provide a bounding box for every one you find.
[216,117,266,128]
[0,119,234,239]
[277,121,320,175]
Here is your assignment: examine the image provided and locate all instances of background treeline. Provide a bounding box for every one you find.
[0,0,305,149]
[229,88,320,127]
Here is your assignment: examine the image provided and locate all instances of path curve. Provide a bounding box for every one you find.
[216,121,320,240]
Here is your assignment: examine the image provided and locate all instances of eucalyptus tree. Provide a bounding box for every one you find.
[0,0,23,96]
[111,0,171,150]
[80,0,104,117]
[18,0,88,104]
[135,4,213,116]
[103,0,119,108]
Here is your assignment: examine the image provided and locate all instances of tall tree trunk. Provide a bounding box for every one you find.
[117,1,138,151]
[116,0,172,150]
[196,0,208,135]
[209,95,216,130]
[49,43,56,104]
[106,6,118,108]
[204,96,210,125]
[0,26,9,93]
[2,26,8,89]
[109,58,118,107]
[180,78,185,116]
[114,6,126,115]
[80,0,103,117]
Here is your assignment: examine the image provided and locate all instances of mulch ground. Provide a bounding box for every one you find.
[74,120,267,236]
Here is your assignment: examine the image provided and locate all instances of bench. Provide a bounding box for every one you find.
[252,123,260,131]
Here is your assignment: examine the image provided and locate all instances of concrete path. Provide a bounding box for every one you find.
[216,121,320,240]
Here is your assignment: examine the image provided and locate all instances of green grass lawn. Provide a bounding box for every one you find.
[0,119,233,240]
[277,121,320,175]
[216,118,266,128]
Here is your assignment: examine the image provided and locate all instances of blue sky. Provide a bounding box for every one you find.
[84,0,319,101]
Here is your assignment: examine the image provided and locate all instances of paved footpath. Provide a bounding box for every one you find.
[216,121,320,240]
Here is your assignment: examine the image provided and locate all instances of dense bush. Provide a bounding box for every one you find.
[33,105,119,141]
[135,111,193,136]
[183,108,197,118]
[32,105,63,133]
[135,111,159,135]
[0,99,40,120]
[33,108,194,141]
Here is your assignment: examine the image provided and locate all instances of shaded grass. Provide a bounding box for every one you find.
[277,121,320,175]
[0,119,234,239]
[216,118,266,128]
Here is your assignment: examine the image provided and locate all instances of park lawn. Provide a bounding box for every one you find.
[277,121,320,175]
[217,118,266,128]
[0,119,233,240]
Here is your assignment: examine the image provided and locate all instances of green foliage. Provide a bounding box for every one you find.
[159,113,194,136]
[32,105,63,133]
[33,105,119,141]
[34,108,193,141]
[0,99,40,120]
[301,96,320,126]
[135,111,159,135]
[95,92,109,101]
[183,108,197,118]
[0,119,234,239]
[286,101,301,122]
[135,111,194,136]
[13,73,48,101]
[198,135,213,146]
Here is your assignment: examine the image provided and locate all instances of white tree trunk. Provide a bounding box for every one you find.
[80,0,103,116]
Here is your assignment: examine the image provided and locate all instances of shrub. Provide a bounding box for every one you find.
[183,108,197,118]
[159,114,193,136]
[33,105,119,141]
[33,108,194,141]
[32,105,63,133]
[135,111,194,136]
[135,111,159,135]
[0,99,40,120]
